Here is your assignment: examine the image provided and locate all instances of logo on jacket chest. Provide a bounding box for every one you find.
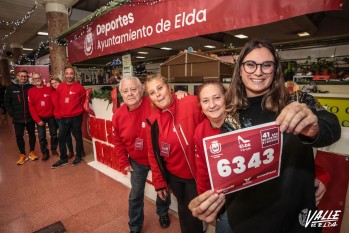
[160,142,170,157]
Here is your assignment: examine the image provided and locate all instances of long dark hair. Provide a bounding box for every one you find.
[225,39,289,115]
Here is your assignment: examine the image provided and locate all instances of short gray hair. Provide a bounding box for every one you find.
[119,76,144,94]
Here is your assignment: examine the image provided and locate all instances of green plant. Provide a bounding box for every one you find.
[310,61,320,74]
[91,89,112,103]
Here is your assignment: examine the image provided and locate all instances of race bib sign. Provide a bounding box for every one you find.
[203,122,283,194]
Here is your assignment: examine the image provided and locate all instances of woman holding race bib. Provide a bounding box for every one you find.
[189,39,341,233]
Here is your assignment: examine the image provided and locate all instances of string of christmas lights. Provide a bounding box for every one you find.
[0,4,38,41]
[13,0,163,65]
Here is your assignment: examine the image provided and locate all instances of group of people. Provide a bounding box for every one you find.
[113,39,340,233]
[4,39,341,233]
[4,66,86,168]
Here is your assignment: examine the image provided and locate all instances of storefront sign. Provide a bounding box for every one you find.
[317,98,349,127]
[122,54,133,77]
[203,122,282,194]
[66,0,342,63]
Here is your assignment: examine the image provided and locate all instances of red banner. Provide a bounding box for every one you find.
[203,122,282,194]
[14,65,50,84]
[66,0,343,63]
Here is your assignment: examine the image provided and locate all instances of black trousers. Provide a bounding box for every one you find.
[37,116,58,155]
[13,122,36,154]
[168,173,203,233]
[58,114,83,161]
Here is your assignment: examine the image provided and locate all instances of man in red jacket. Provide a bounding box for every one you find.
[51,67,86,169]
[28,73,58,162]
[112,77,171,233]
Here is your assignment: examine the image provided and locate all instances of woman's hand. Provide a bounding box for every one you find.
[174,90,188,99]
[157,189,169,201]
[188,190,225,223]
[124,165,133,173]
[315,178,326,206]
[276,102,319,139]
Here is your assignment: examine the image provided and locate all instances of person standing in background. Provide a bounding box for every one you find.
[4,70,38,165]
[51,66,86,169]
[28,73,58,162]
[50,77,74,159]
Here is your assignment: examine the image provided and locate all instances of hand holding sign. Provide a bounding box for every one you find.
[203,122,283,194]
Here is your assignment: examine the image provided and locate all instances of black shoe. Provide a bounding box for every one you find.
[159,214,170,229]
[72,157,82,167]
[51,150,59,157]
[41,153,49,162]
[51,159,68,169]
[130,231,140,233]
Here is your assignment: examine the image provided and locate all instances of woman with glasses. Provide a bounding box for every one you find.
[189,39,341,233]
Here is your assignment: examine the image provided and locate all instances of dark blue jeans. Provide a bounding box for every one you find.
[129,158,171,232]
[55,118,73,154]
[216,210,233,233]
[58,114,83,161]
[37,116,58,155]
[13,121,36,154]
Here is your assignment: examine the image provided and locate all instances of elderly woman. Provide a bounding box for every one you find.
[145,75,205,233]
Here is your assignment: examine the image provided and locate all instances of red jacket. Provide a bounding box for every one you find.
[194,118,220,194]
[112,96,153,170]
[28,85,53,123]
[50,90,61,118]
[56,82,86,117]
[146,95,205,190]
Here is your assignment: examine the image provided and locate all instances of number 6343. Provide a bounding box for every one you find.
[217,148,275,177]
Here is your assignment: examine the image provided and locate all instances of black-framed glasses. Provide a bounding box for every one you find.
[17,75,28,78]
[242,61,275,74]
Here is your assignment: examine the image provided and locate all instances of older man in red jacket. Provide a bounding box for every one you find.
[28,72,58,162]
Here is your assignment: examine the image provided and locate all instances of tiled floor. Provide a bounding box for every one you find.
[0,115,183,233]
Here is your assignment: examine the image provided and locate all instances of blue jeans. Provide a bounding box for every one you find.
[216,210,233,233]
[55,118,73,154]
[129,158,171,232]
[37,116,58,155]
[58,114,83,161]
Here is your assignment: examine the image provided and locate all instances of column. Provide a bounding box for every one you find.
[40,1,75,80]
[10,43,23,65]
[0,56,11,86]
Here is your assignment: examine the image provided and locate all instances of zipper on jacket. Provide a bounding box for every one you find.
[164,109,196,181]
[178,124,189,145]
[22,86,26,123]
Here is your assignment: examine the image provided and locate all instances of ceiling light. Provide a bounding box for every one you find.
[160,47,172,50]
[204,45,216,49]
[136,56,145,59]
[23,48,33,51]
[37,32,48,36]
[297,32,310,37]
[137,51,148,54]
[234,34,248,39]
